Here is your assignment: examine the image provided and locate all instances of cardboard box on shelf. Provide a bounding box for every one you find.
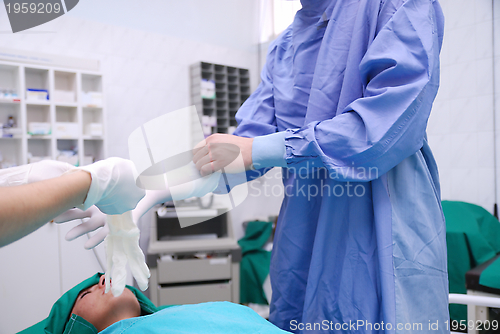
[82,91,103,106]
[53,90,75,103]
[54,122,79,138]
[28,122,51,135]
[86,123,103,137]
[26,89,49,101]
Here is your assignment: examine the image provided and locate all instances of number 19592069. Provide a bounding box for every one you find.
[6,2,61,14]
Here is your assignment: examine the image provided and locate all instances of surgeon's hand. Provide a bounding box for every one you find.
[192,133,253,176]
[105,211,150,297]
[52,206,108,249]
[52,189,173,250]
[0,160,74,187]
[76,157,145,215]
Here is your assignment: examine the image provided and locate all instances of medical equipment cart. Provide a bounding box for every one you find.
[147,206,241,306]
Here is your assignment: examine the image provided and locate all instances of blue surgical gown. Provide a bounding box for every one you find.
[232,0,449,333]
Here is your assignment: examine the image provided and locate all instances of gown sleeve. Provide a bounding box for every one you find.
[283,0,443,181]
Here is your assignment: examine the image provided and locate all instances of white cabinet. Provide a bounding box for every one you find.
[0,61,106,168]
[0,61,108,332]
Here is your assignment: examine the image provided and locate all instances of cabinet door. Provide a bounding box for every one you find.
[0,223,61,333]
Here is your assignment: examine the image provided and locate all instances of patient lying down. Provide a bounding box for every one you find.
[23,273,289,334]
[71,275,141,332]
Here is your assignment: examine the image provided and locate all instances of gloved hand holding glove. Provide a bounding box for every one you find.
[52,157,220,297]
[75,157,145,215]
[52,188,173,250]
[0,158,145,215]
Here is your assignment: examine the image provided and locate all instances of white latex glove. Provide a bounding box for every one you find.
[50,161,219,252]
[76,157,145,215]
[105,211,150,296]
[52,188,172,250]
[166,161,221,201]
[52,206,108,249]
[132,189,172,223]
[0,160,74,187]
[133,161,219,218]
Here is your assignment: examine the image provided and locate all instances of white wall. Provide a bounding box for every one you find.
[427,0,496,212]
[0,2,277,332]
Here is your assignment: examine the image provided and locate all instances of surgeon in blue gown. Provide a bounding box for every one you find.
[194,0,448,333]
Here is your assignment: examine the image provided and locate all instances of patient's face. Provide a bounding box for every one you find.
[71,275,141,331]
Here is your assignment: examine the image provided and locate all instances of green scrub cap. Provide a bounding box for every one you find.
[19,273,159,334]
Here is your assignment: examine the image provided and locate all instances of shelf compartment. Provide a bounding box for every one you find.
[228,84,239,92]
[0,64,20,101]
[217,110,228,118]
[54,71,76,103]
[83,139,104,164]
[215,74,226,82]
[227,67,238,75]
[217,119,228,127]
[56,139,78,165]
[81,74,103,107]
[82,107,103,137]
[27,104,50,123]
[214,65,225,73]
[27,104,50,136]
[57,139,78,150]
[215,83,226,91]
[0,138,22,167]
[202,99,215,108]
[28,138,51,163]
[227,76,238,84]
[201,72,213,81]
[216,100,227,108]
[25,68,49,102]
[202,108,215,117]
[201,62,213,71]
[0,103,20,129]
[81,74,102,92]
[55,106,79,138]
[56,106,77,122]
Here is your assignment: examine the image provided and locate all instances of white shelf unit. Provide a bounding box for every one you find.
[0,61,106,168]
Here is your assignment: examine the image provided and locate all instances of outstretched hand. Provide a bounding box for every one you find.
[52,206,108,249]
